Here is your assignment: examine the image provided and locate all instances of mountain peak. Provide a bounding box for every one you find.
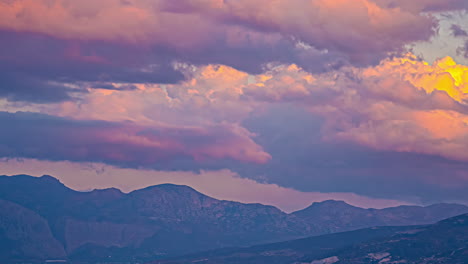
[156,183,196,190]
[291,200,365,220]
[315,200,349,205]
[39,174,67,184]
[0,174,67,189]
[87,187,125,198]
[133,183,202,194]
[128,183,216,206]
[306,200,356,209]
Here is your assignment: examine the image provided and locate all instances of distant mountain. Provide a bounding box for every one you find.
[156,213,468,264]
[0,175,467,263]
[292,199,468,233]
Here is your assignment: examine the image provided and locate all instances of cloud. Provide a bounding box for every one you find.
[450,24,468,60]
[0,30,187,102]
[239,104,468,204]
[36,65,256,128]
[316,55,468,162]
[375,0,468,12]
[457,40,468,59]
[0,159,413,212]
[3,0,463,103]
[451,24,468,37]
[0,111,270,166]
[208,55,466,164]
[0,71,74,103]
[221,0,435,63]
[0,0,438,65]
[23,54,468,164]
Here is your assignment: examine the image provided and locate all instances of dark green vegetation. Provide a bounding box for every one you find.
[155,214,468,264]
[0,175,467,263]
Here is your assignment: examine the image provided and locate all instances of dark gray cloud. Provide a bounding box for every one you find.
[376,0,468,12]
[0,31,185,103]
[457,40,468,58]
[451,24,468,37]
[0,72,74,103]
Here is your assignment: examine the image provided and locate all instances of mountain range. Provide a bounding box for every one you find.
[1,174,467,263]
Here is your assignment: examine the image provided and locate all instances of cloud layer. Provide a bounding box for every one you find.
[0,0,464,78]
[26,54,468,164]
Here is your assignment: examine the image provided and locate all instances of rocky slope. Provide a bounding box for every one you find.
[156,214,468,264]
[0,174,467,263]
[312,213,468,264]
[0,199,66,262]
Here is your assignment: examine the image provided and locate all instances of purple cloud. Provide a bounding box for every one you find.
[0,111,270,166]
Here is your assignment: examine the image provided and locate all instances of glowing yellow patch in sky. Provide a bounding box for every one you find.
[366,55,468,103]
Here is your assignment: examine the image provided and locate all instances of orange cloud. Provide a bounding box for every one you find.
[363,55,468,103]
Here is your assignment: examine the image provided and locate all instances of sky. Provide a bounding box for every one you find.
[1,0,468,212]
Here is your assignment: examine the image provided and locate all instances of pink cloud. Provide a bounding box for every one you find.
[0,111,270,166]
[0,0,439,64]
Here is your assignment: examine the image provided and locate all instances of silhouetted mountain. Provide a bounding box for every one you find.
[156,214,468,264]
[0,175,467,263]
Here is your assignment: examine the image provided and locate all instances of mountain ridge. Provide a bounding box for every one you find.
[5,174,467,214]
[0,174,467,263]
